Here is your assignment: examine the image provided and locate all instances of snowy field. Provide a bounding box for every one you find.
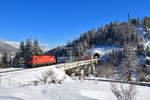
[0,65,73,87]
[0,65,150,100]
[0,80,150,100]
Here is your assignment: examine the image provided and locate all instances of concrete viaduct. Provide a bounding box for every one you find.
[56,59,99,79]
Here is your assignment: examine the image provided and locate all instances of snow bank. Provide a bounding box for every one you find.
[0,65,73,87]
[0,80,149,100]
[0,68,23,73]
[0,81,116,100]
[42,66,74,84]
[79,90,113,100]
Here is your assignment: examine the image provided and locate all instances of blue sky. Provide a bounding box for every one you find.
[0,0,149,48]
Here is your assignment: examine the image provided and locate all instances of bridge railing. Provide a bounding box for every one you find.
[55,59,98,70]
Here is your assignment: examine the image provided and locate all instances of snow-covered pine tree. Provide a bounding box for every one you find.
[20,41,25,57]
[13,38,43,67]
[1,51,8,64]
[17,56,25,67]
[1,50,10,68]
[120,43,139,81]
[76,43,84,56]
[13,50,25,67]
[66,48,73,57]
[13,41,26,67]
[24,38,33,61]
[32,38,42,56]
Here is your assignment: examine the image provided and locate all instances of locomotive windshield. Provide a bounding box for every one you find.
[28,57,33,61]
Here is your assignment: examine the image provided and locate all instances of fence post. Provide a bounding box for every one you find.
[79,69,85,80]
[87,66,91,76]
[0,77,1,86]
[9,78,10,87]
[34,81,38,86]
[19,82,21,87]
[91,62,96,75]
[71,73,75,77]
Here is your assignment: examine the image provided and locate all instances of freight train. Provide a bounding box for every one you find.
[26,55,91,67]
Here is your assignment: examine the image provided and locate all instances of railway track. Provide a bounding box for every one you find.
[0,69,27,77]
[0,65,59,77]
[0,59,97,72]
[0,69,25,74]
[85,78,150,87]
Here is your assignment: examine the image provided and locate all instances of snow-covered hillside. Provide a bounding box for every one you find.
[5,41,20,49]
[137,27,150,49]
[89,46,122,62]
[0,40,19,58]
[5,40,51,52]
[39,43,50,52]
[0,39,51,59]
[88,28,150,63]
[90,27,150,58]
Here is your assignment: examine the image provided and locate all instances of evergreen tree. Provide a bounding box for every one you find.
[20,41,25,57]
[33,39,42,56]
[24,38,33,60]
[128,13,130,22]
[82,40,88,48]
[76,43,84,56]
[120,44,139,81]
[1,50,10,68]
[13,49,25,67]
[17,56,25,67]
[1,51,8,64]
[67,48,73,56]
[13,38,43,67]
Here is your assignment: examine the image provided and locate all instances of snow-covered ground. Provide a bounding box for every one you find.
[0,80,150,100]
[0,65,150,100]
[0,65,73,87]
[90,46,122,57]
[0,81,116,100]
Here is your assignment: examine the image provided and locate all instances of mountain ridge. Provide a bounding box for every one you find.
[0,39,20,58]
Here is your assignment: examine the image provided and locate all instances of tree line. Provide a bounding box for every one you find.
[47,16,150,59]
[13,38,42,67]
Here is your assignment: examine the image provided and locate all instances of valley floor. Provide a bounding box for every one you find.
[0,65,150,100]
[0,80,150,100]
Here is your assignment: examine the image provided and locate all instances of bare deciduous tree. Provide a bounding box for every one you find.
[138,71,146,81]
[40,69,65,84]
[111,83,137,100]
[98,63,114,78]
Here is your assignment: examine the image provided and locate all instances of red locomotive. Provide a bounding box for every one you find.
[27,55,56,67]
